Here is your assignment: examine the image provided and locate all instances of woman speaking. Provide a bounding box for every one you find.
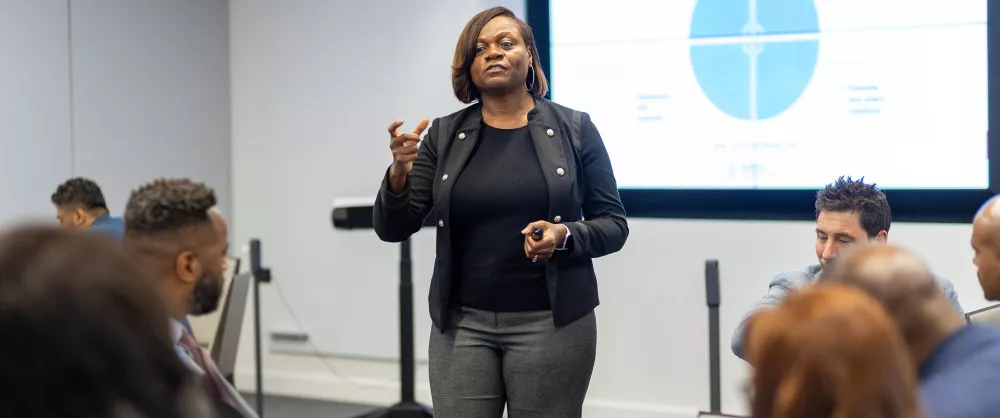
[373,6,628,418]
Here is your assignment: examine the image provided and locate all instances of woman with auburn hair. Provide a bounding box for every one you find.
[373,5,628,418]
[746,283,922,418]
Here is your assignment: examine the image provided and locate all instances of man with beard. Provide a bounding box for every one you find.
[123,178,257,418]
[972,195,1000,301]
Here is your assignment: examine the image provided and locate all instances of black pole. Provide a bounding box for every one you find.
[250,239,271,417]
[253,263,264,415]
[399,239,415,403]
[349,238,432,418]
[705,259,721,414]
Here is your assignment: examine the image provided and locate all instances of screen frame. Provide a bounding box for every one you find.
[527,0,999,223]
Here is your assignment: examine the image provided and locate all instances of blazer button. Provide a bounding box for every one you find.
[556,167,565,176]
[442,174,449,181]
[553,215,562,223]
[438,220,444,227]
[458,132,466,140]
[546,128,554,137]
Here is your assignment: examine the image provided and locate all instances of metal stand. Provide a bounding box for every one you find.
[250,239,272,417]
[705,259,722,414]
[351,239,433,418]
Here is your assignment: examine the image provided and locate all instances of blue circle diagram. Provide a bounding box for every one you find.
[689,0,820,121]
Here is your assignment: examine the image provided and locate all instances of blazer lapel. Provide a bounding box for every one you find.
[528,115,573,221]
[434,108,483,227]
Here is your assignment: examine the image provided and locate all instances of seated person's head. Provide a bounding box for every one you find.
[50,177,110,230]
[821,242,965,366]
[747,283,920,418]
[814,176,891,270]
[123,178,229,320]
[973,196,1000,300]
[0,226,211,418]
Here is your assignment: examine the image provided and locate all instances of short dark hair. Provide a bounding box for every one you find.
[451,6,548,103]
[815,176,892,238]
[50,177,108,211]
[0,226,206,418]
[124,178,217,235]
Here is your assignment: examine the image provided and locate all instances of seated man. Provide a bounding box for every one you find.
[824,244,1000,418]
[731,176,963,360]
[123,178,257,418]
[53,177,197,333]
[0,226,213,418]
[51,177,124,240]
[972,195,1000,301]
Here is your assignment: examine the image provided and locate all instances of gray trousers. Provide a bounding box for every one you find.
[428,307,597,418]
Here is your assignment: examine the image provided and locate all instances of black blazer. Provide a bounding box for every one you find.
[374,98,629,330]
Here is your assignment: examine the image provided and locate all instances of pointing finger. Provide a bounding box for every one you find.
[412,117,430,136]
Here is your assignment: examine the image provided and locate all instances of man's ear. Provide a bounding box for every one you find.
[73,208,88,226]
[174,251,202,285]
[874,230,889,242]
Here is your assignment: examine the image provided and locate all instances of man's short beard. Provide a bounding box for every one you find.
[188,274,223,316]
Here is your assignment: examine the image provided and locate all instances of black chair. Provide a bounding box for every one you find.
[211,270,253,384]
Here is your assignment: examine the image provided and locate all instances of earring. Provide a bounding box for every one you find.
[526,65,536,92]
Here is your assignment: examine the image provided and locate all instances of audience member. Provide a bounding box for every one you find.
[972,195,1000,301]
[732,176,963,360]
[123,178,256,418]
[51,177,124,239]
[0,225,212,418]
[824,243,1000,418]
[746,283,921,418]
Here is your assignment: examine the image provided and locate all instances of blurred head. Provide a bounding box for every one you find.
[814,176,891,269]
[123,179,229,319]
[747,283,920,418]
[0,226,212,418]
[452,6,548,103]
[822,243,965,366]
[972,195,1000,300]
[51,177,110,230]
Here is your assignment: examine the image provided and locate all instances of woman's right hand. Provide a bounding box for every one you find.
[387,118,430,192]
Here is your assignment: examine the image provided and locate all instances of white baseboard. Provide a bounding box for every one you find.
[235,368,702,418]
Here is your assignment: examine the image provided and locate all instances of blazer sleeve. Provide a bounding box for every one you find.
[560,112,629,259]
[373,118,440,242]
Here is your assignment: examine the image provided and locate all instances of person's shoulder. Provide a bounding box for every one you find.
[533,98,582,120]
[439,102,482,124]
[768,264,822,288]
[921,327,1000,418]
[106,216,125,229]
[930,272,957,287]
[969,323,1000,339]
[952,323,1000,351]
[89,216,125,237]
[539,98,576,112]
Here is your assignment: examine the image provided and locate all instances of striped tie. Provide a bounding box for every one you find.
[178,327,235,408]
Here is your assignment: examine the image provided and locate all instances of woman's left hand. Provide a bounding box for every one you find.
[521,221,568,262]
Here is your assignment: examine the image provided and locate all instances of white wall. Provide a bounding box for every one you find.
[69,0,232,214]
[0,0,230,225]
[229,2,992,418]
[0,0,72,223]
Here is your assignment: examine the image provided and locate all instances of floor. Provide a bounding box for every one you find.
[240,393,382,418]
